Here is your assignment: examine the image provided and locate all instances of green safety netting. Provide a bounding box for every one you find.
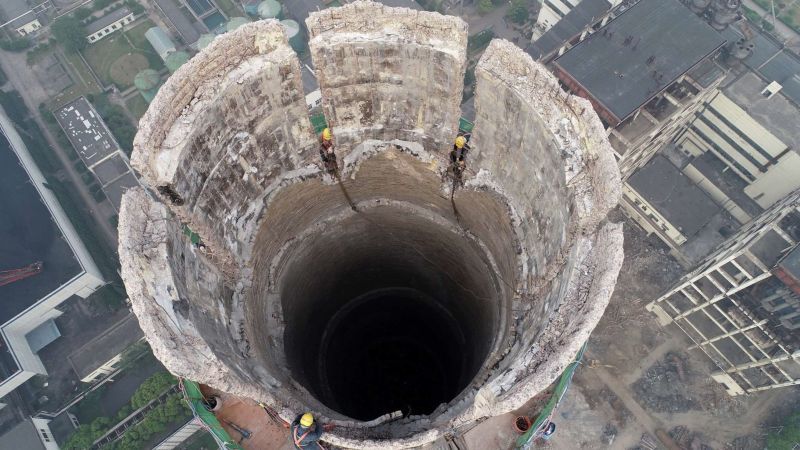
[515,343,588,449]
[180,379,244,450]
[458,117,474,133]
[310,113,328,134]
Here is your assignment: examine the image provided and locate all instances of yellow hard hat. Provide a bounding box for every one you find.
[300,413,314,427]
[455,136,466,148]
[322,128,332,141]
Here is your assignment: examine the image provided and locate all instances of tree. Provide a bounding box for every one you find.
[73,7,92,21]
[51,16,87,53]
[130,371,176,409]
[0,38,32,52]
[478,0,494,15]
[506,0,530,24]
[768,412,800,449]
[125,0,145,15]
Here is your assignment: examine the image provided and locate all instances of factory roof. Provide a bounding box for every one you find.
[528,0,612,61]
[720,23,800,105]
[68,314,143,380]
[628,155,720,239]
[0,128,81,382]
[0,420,46,450]
[553,0,726,122]
[0,133,81,328]
[54,97,120,169]
[85,7,133,35]
[152,0,201,45]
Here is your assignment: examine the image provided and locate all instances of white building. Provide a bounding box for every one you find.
[0,107,104,405]
[85,7,136,43]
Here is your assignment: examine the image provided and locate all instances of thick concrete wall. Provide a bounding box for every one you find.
[307,1,467,153]
[119,5,624,449]
[131,21,317,264]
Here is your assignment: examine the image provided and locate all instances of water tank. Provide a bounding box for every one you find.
[258,0,281,19]
[165,51,190,73]
[197,33,216,50]
[226,17,251,33]
[134,69,160,91]
[280,19,300,39]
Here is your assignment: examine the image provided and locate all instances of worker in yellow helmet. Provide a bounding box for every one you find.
[290,412,325,448]
[319,128,337,174]
[449,131,471,183]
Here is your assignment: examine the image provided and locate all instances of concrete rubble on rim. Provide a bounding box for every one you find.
[118,2,624,448]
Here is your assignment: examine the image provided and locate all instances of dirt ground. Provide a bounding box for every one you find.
[460,215,799,449]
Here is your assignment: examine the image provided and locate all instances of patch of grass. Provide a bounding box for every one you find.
[125,19,165,71]
[51,52,102,109]
[83,34,136,87]
[109,53,149,86]
[125,94,149,120]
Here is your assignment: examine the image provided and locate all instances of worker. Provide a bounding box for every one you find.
[449,132,471,183]
[319,127,337,174]
[290,412,323,449]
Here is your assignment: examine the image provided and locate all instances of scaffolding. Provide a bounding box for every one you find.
[647,190,800,395]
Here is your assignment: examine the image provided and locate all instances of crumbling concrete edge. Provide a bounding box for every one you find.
[475,39,622,234]
[132,20,289,184]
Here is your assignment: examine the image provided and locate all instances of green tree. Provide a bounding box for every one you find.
[93,0,114,9]
[0,37,32,52]
[73,7,92,21]
[506,0,530,24]
[51,16,87,53]
[768,412,800,449]
[478,0,494,15]
[125,0,145,15]
[130,371,176,409]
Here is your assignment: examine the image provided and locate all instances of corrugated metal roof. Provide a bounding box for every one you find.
[553,0,726,121]
[527,0,612,60]
[145,26,177,58]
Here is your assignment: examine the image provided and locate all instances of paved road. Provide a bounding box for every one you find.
[743,0,800,51]
[0,49,119,248]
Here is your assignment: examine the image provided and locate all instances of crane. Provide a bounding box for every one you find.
[0,262,44,287]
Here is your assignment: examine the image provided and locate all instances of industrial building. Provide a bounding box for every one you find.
[54,97,140,211]
[532,0,620,42]
[648,190,800,395]
[152,0,203,45]
[552,0,728,177]
[0,109,103,405]
[66,313,143,384]
[527,0,617,61]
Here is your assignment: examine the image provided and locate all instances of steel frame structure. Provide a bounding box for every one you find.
[648,190,800,395]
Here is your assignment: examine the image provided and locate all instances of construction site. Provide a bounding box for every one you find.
[110,1,800,449]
